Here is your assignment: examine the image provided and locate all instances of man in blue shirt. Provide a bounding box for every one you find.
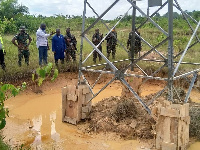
[52,29,66,66]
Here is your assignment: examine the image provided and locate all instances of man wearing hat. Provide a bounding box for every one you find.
[92,29,103,63]
[12,26,32,67]
[64,27,77,62]
[105,28,117,60]
[0,34,6,71]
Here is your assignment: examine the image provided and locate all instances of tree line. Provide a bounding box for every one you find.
[0,0,199,34]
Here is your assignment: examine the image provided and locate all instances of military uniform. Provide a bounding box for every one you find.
[106,31,117,59]
[92,31,103,63]
[64,33,77,61]
[0,35,6,70]
[14,33,31,66]
[127,31,141,57]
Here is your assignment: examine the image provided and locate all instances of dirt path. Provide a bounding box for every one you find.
[2,73,200,149]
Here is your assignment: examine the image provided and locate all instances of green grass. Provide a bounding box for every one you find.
[1,24,199,80]
[0,135,10,150]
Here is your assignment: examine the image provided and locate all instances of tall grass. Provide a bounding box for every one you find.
[1,18,199,80]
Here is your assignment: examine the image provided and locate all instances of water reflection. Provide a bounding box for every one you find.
[50,111,60,141]
[31,111,60,147]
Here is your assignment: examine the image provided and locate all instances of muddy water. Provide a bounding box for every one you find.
[3,75,200,149]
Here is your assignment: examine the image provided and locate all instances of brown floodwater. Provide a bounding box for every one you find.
[2,74,200,149]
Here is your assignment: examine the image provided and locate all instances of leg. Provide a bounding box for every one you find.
[55,59,58,66]
[98,46,102,62]
[24,50,30,66]
[61,59,64,64]
[112,45,116,59]
[0,50,5,70]
[18,49,23,67]
[66,50,71,62]
[71,50,76,61]
[43,46,48,65]
[107,45,111,60]
[38,47,43,66]
[93,50,97,63]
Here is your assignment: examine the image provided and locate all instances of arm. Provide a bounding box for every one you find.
[37,30,50,38]
[0,37,5,53]
[12,37,19,48]
[28,35,32,47]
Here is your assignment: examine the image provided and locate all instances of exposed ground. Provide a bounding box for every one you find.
[2,73,200,150]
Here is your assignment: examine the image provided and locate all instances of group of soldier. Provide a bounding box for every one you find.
[0,24,78,71]
[92,28,141,63]
[0,24,141,71]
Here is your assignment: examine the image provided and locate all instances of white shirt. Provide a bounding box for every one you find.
[36,28,50,48]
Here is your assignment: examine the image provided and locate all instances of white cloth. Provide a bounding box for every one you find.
[36,28,50,48]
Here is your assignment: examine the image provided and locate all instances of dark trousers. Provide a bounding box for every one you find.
[18,49,30,67]
[93,45,102,63]
[0,50,5,70]
[66,49,76,62]
[55,59,64,65]
[38,46,48,66]
[107,45,116,59]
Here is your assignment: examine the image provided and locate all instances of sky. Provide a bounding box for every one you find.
[18,0,199,20]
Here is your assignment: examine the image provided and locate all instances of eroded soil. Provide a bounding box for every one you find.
[2,73,200,149]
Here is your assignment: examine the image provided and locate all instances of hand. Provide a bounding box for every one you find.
[53,51,56,54]
[50,31,56,36]
[17,45,22,49]
[3,51,6,55]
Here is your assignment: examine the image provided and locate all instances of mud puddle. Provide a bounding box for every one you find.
[2,74,200,149]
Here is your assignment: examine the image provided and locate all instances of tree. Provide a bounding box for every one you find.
[0,0,29,20]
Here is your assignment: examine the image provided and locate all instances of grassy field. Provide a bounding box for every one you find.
[1,21,199,80]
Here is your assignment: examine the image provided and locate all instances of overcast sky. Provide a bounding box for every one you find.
[18,0,199,20]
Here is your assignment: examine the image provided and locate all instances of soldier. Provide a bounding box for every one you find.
[0,35,6,71]
[105,28,117,59]
[64,28,77,62]
[12,26,32,67]
[127,29,141,57]
[92,29,103,63]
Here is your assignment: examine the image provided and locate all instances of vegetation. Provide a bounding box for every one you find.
[0,0,199,80]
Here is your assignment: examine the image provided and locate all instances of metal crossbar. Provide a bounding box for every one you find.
[78,0,200,114]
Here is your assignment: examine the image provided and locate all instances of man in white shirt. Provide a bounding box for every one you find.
[36,24,54,66]
[0,34,6,71]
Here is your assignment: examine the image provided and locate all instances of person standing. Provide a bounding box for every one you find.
[36,23,54,66]
[12,26,32,67]
[105,28,117,60]
[52,29,66,66]
[92,29,103,63]
[0,35,6,71]
[127,30,141,57]
[64,28,77,62]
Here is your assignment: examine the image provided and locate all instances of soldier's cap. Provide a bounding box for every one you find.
[19,26,27,31]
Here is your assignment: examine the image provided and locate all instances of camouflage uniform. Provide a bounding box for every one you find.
[127,31,141,57]
[64,32,77,61]
[105,31,117,59]
[14,33,31,66]
[92,31,103,63]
